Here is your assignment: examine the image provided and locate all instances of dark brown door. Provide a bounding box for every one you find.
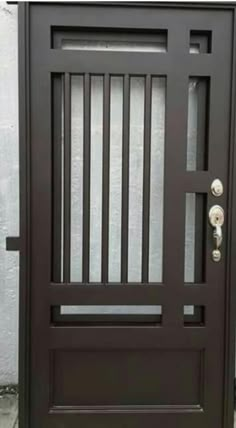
[18,3,236,428]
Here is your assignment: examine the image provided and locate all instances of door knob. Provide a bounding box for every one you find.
[209,205,224,262]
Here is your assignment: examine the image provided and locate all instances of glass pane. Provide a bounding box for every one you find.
[149,77,165,282]
[184,193,206,283]
[60,305,162,315]
[62,40,167,52]
[128,77,145,282]
[90,76,103,282]
[109,77,123,282]
[187,77,209,171]
[70,76,83,282]
[189,31,211,54]
[189,45,200,54]
[60,31,167,53]
[187,79,198,170]
[184,305,205,326]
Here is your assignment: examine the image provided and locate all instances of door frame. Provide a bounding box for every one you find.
[17,2,236,427]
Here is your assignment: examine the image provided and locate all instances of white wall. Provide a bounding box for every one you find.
[0,2,19,385]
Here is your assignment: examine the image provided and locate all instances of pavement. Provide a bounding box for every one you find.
[0,394,235,428]
[0,396,18,428]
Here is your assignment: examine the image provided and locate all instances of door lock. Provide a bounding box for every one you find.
[209,205,224,262]
[211,179,223,197]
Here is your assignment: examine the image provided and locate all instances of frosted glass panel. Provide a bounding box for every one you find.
[128,77,145,282]
[184,193,206,283]
[90,76,103,282]
[187,77,209,171]
[61,305,162,315]
[70,76,83,282]
[62,40,167,52]
[184,193,196,283]
[189,45,200,54]
[149,77,165,282]
[187,78,198,171]
[109,77,123,282]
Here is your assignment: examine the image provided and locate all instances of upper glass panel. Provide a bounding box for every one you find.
[52,29,167,53]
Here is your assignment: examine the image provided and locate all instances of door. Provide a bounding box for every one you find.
[18,3,236,428]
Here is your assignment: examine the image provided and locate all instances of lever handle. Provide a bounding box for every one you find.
[209,205,224,262]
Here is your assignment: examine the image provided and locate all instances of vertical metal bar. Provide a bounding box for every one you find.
[82,73,91,283]
[102,74,110,284]
[163,28,189,327]
[142,74,152,283]
[52,75,62,283]
[121,74,130,283]
[63,73,71,282]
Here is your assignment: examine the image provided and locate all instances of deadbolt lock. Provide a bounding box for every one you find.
[211,179,223,197]
[209,205,224,262]
[209,205,224,227]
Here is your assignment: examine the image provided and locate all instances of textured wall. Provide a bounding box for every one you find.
[0,2,19,385]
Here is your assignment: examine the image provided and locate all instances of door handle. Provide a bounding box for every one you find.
[209,205,224,262]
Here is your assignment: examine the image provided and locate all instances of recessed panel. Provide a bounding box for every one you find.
[184,305,205,326]
[52,350,202,406]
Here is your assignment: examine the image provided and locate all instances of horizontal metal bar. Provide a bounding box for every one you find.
[49,283,209,305]
[6,237,20,251]
[183,171,211,192]
[47,51,215,75]
[49,325,207,349]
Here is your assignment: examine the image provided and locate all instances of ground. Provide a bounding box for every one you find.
[0,395,236,428]
[0,395,18,428]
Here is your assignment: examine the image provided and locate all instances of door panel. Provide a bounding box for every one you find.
[22,3,234,428]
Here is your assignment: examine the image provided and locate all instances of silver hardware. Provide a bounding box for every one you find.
[209,205,224,262]
[211,179,223,197]
[212,249,221,262]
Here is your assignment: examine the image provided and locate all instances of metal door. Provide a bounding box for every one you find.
[16,2,236,428]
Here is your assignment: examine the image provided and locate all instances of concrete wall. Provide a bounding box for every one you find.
[0,2,19,385]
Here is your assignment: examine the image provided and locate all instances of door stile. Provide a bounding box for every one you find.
[30,66,52,426]
[162,27,189,328]
[18,3,31,428]
[224,8,236,428]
